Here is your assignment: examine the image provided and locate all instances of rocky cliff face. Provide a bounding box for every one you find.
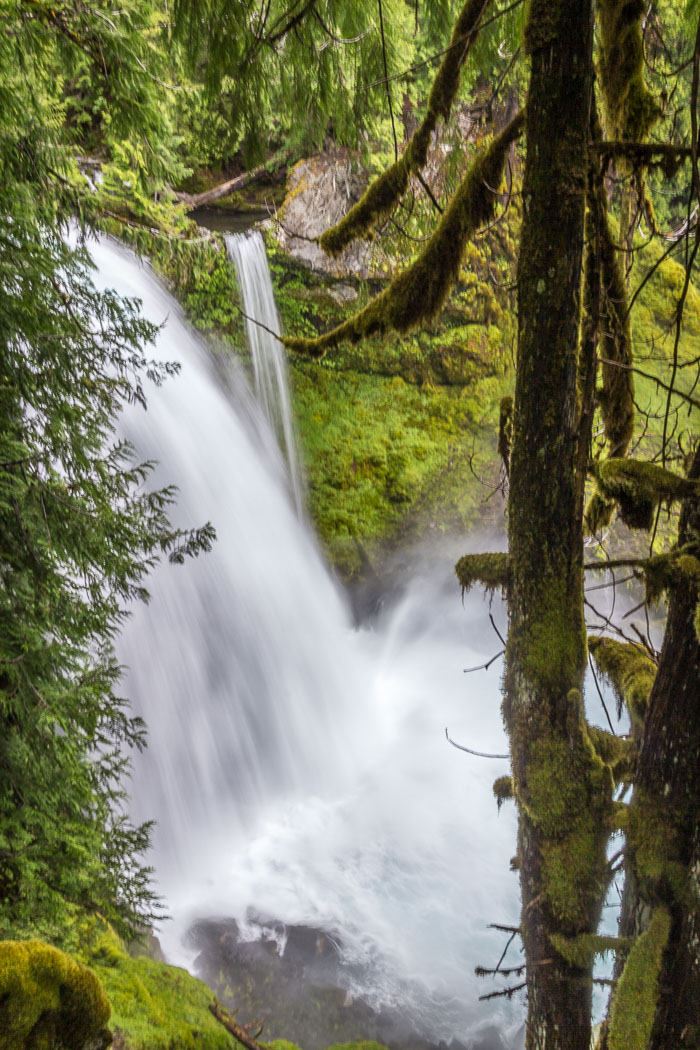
[274,150,376,278]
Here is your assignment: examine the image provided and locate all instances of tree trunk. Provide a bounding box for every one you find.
[504,1,611,1047]
[603,450,700,1050]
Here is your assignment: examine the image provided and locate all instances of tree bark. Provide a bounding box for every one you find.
[504,1,609,1047]
[603,450,700,1050]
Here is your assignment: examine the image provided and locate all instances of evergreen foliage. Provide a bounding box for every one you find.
[0,2,213,942]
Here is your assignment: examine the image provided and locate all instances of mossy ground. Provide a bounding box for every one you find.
[76,923,238,1050]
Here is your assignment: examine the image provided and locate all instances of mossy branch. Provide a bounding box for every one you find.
[588,635,656,728]
[588,725,635,781]
[643,550,700,604]
[455,552,510,595]
[591,141,690,177]
[597,0,660,143]
[607,908,671,1050]
[285,113,524,357]
[592,458,700,531]
[318,0,492,256]
[549,932,631,970]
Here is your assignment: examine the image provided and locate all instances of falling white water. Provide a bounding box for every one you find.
[226,231,304,514]
[85,233,532,1049]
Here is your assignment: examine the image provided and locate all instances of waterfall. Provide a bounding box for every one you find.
[226,231,304,514]
[86,234,529,1049]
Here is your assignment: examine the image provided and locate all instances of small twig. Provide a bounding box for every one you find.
[488,923,521,934]
[489,612,507,647]
[463,649,505,672]
[445,727,509,759]
[235,304,285,343]
[475,962,525,977]
[479,981,527,1001]
[588,652,616,735]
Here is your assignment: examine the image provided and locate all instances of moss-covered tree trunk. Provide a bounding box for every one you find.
[603,451,700,1050]
[504,1,613,1046]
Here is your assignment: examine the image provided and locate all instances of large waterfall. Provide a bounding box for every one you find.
[86,233,527,1049]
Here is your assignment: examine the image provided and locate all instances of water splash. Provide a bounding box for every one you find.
[226,231,304,514]
[87,234,524,1048]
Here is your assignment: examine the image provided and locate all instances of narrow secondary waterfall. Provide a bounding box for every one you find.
[226,231,304,514]
[87,233,532,1049]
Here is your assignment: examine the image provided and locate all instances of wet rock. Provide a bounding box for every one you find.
[187,915,520,1050]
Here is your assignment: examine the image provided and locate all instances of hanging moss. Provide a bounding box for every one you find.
[549,932,630,970]
[0,939,111,1050]
[285,114,525,358]
[588,725,635,782]
[319,0,492,256]
[588,635,656,729]
[583,490,617,537]
[592,458,699,530]
[607,907,671,1050]
[498,395,513,476]
[597,0,660,142]
[597,189,634,459]
[455,552,510,595]
[493,775,514,811]
[643,551,700,604]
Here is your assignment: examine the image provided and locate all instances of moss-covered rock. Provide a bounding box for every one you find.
[77,923,236,1050]
[0,939,111,1050]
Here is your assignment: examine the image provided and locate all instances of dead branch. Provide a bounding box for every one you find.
[209,1001,267,1050]
[445,727,509,759]
[479,981,527,1001]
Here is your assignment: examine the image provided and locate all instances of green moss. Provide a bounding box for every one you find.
[598,0,660,142]
[0,939,111,1050]
[593,458,699,530]
[644,551,700,604]
[520,580,588,692]
[78,923,235,1050]
[455,553,510,596]
[286,114,525,357]
[607,907,671,1050]
[549,932,629,969]
[523,734,591,836]
[493,775,514,811]
[292,364,506,576]
[319,0,491,256]
[627,793,687,900]
[588,636,656,729]
[588,725,635,781]
[540,821,610,930]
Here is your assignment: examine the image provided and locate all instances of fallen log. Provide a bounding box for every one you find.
[177,153,287,211]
